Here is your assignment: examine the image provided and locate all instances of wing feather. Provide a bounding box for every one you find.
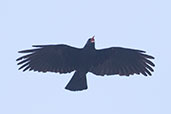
[90,47,155,76]
[17,44,81,73]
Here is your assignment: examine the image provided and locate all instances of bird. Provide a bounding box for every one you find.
[16,36,155,91]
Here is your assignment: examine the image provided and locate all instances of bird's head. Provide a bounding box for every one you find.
[84,36,95,49]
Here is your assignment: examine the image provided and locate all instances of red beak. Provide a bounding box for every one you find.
[91,36,95,43]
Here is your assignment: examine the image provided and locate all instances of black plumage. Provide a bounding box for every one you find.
[16,36,155,91]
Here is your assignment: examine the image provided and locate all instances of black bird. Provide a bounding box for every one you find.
[16,36,155,91]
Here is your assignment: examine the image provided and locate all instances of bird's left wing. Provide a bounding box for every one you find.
[16,44,81,73]
[89,47,155,76]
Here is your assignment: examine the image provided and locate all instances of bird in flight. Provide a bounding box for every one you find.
[16,36,155,91]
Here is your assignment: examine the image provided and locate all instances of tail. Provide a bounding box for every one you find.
[65,71,87,91]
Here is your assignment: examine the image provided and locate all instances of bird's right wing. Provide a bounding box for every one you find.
[16,44,81,73]
[89,47,155,76]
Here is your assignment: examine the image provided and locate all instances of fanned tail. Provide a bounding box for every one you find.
[65,71,87,91]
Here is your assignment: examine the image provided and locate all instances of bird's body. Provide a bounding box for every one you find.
[17,36,155,91]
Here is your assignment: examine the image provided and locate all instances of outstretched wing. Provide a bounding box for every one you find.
[16,44,81,73]
[89,47,155,76]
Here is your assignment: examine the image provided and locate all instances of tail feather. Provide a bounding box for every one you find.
[65,71,87,91]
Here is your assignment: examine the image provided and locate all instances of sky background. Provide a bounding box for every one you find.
[1,0,171,114]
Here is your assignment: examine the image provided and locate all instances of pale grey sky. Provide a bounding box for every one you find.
[1,0,171,114]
